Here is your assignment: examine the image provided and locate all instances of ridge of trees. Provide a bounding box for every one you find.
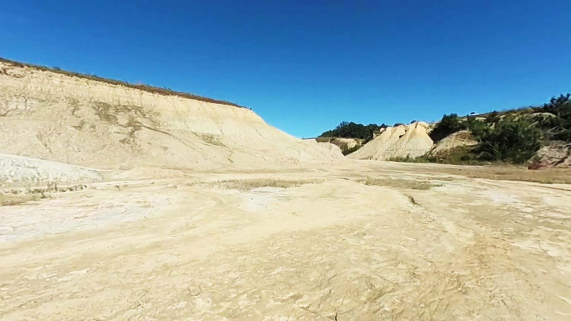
[427,93,570,164]
[320,93,570,164]
[319,121,387,143]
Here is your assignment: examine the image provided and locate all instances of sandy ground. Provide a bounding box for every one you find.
[1,161,571,320]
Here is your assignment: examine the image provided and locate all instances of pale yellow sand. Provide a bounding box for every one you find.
[1,161,570,320]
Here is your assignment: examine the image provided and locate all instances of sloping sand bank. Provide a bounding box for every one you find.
[0,60,341,171]
[349,122,433,160]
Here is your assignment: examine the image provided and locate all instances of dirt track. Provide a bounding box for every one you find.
[1,161,571,320]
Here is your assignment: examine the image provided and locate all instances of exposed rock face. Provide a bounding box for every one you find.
[528,141,571,170]
[348,122,433,160]
[0,60,342,173]
[330,138,362,150]
[313,137,362,153]
[428,130,478,156]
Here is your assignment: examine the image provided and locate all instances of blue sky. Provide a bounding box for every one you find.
[1,1,570,138]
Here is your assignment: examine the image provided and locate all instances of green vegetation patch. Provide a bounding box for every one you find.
[204,179,321,191]
[362,178,437,190]
[423,93,570,165]
[319,121,387,142]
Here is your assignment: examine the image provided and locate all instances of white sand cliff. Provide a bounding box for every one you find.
[0,60,341,179]
[348,122,433,160]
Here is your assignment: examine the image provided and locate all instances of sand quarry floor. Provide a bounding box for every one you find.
[1,161,571,320]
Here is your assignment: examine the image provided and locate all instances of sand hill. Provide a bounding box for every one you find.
[0,59,341,183]
[323,137,362,150]
[428,130,478,156]
[313,137,363,154]
[348,122,433,160]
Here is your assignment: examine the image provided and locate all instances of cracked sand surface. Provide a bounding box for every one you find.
[1,162,571,320]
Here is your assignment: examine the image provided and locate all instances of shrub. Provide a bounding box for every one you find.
[539,93,571,142]
[204,179,319,190]
[342,145,362,155]
[486,111,501,124]
[319,121,385,142]
[430,114,467,142]
[362,178,436,190]
[469,119,492,139]
[553,129,571,141]
[390,146,483,165]
[431,146,482,165]
[477,120,542,164]
[542,93,571,118]
[388,155,431,163]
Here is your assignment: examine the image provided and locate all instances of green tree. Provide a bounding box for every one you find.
[470,119,491,139]
[319,121,384,142]
[478,121,542,164]
[429,114,467,142]
[541,93,571,141]
[486,111,501,124]
[543,93,571,118]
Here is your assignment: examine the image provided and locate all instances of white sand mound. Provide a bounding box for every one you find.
[317,142,344,155]
[311,137,362,154]
[428,130,478,156]
[0,60,342,175]
[0,153,102,185]
[348,122,433,160]
[330,137,362,150]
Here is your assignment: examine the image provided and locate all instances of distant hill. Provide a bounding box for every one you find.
[319,94,571,168]
[422,94,570,166]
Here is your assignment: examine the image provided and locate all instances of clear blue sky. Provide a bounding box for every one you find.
[1,1,570,138]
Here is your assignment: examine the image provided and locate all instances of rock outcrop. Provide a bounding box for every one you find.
[330,138,362,150]
[0,59,342,175]
[528,141,571,169]
[313,137,363,154]
[348,122,433,160]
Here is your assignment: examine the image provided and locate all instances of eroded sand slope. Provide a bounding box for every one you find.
[1,162,570,320]
[0,60,340,173]
[349,122,433,160]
